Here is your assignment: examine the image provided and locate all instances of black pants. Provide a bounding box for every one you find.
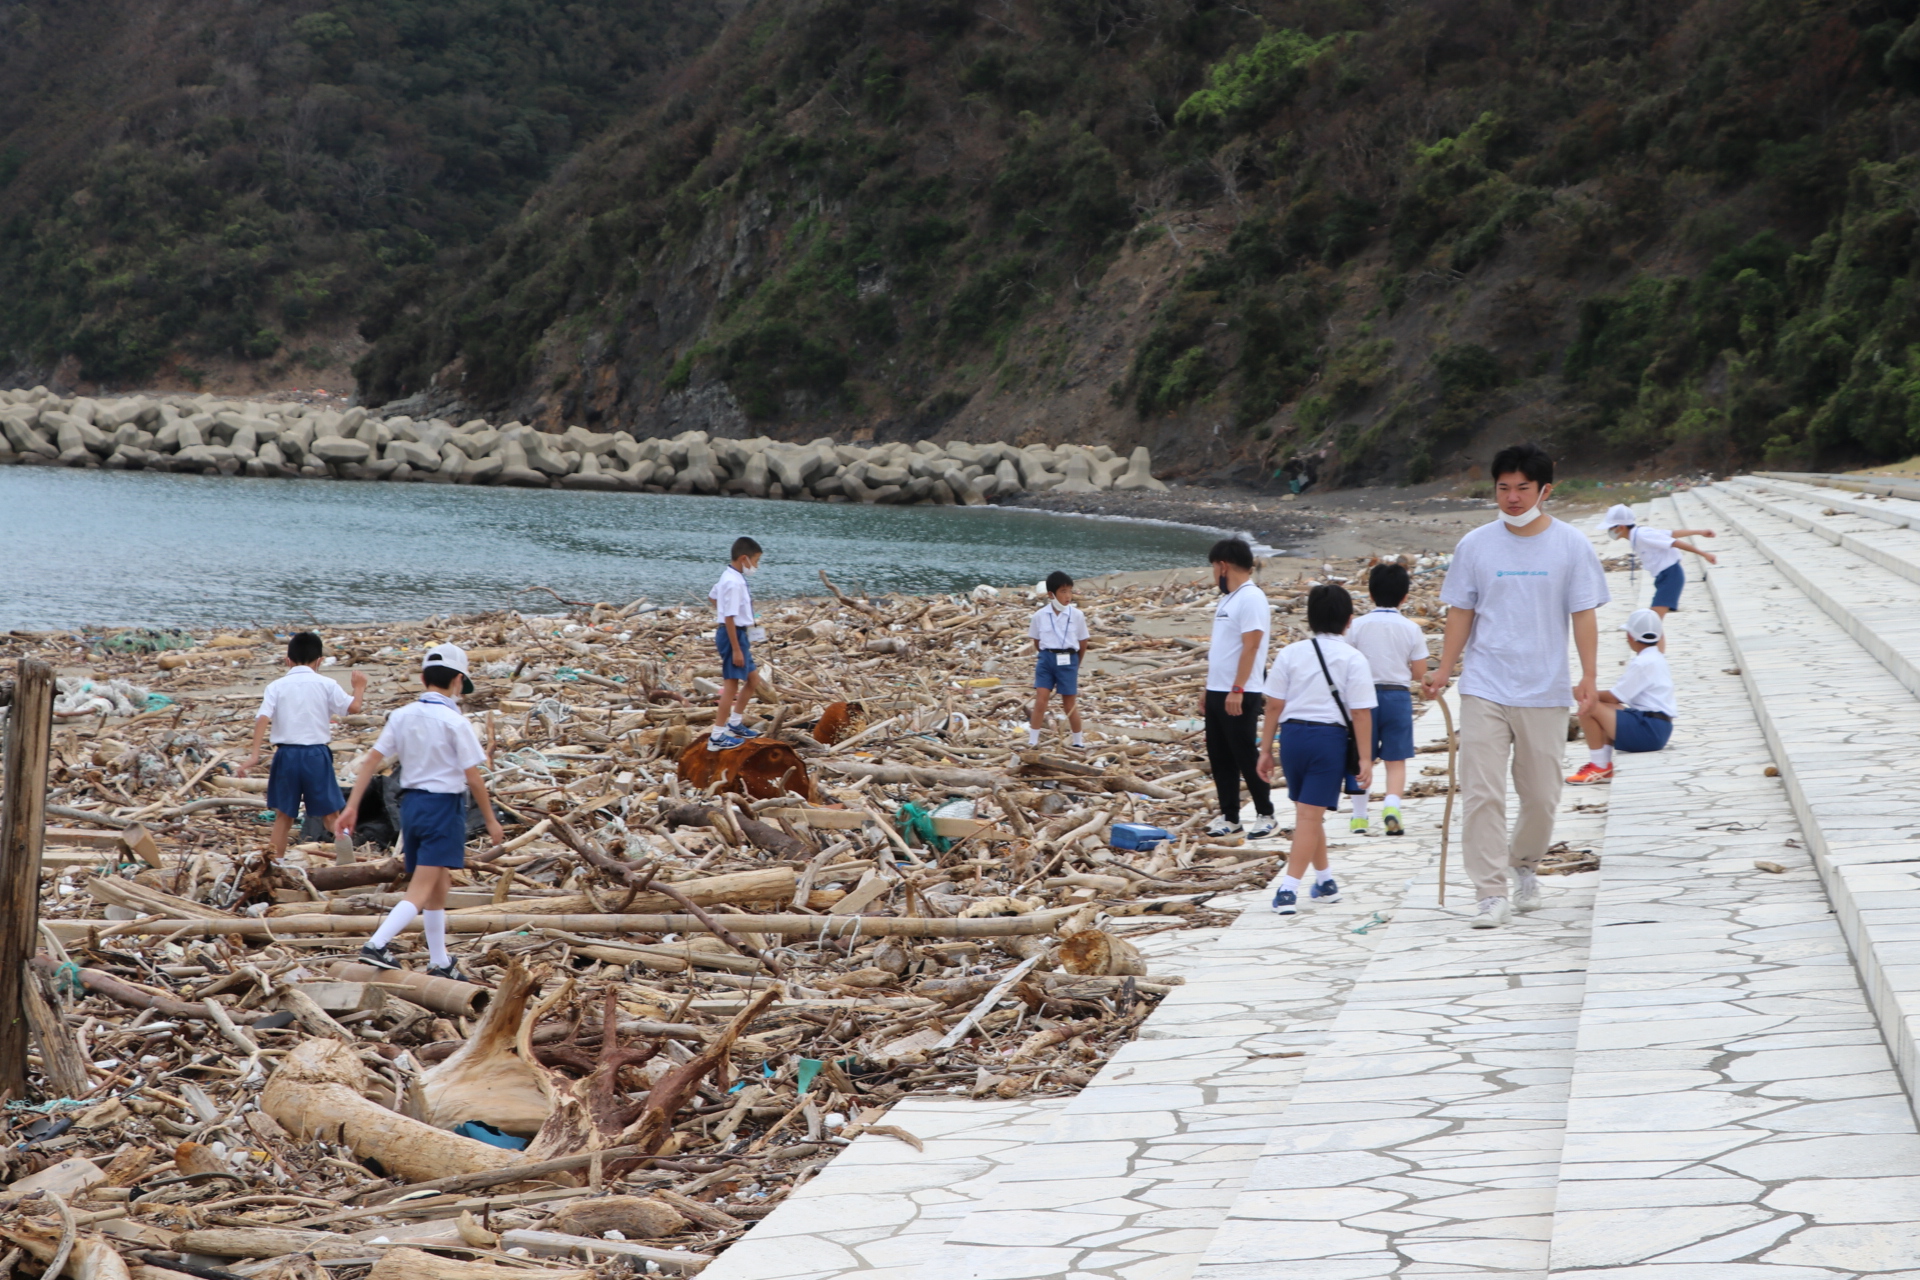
[1205,689,1272,821]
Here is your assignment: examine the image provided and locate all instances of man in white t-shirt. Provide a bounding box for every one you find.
[1426,445,1609,928]
[1200,538,1275,838]
[1569,608,1676,783]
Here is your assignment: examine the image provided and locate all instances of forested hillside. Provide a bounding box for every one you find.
[10,0,1920,482]
[0,0,731,385]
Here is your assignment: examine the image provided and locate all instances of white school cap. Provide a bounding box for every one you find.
[1603,503,1636,529]
[1623,609,1663,644]
[423,642,476,694]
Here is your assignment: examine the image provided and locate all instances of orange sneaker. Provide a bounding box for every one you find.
[1566,762,1614,785]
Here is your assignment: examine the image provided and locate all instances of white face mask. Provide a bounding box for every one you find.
[1497,501,1542,527]
[743,564,758,576]
[1049,598,1066,612]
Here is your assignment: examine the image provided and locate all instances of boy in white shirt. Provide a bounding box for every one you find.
[1027,571,1091,749]
[1569,609,1677,784]
[341,644,505,979]
[1604,503,1716,642]
[239,631,366,860]
[708,536,765,751]
[1257,584,1375,914]
[1201,538,1276,838]
[1346,562,1430,836]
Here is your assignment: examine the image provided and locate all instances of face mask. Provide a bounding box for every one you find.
[1217,574,1230,594]
[1049,599,1065,612]
[1497,502,1541,528]
[743,564,758,576]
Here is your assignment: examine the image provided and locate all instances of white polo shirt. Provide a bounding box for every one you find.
[710,566,754,626]
[1028,602,1089,651]
[1611,647,1677,717]
[1347,608,1429,687]
[371,693,486,794]
[257,666,353,745]
[1263,635,1379,726]
[1629,526,1682,577]
[1206,581,1271,692]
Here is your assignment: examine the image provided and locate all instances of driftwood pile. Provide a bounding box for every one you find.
[0,554,1448,1277]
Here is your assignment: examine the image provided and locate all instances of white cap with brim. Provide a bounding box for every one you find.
[423,643,476,695]
[1623,609,1663,644]
[1603,503,1636,530]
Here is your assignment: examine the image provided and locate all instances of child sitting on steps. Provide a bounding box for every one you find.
[1568,609,1676,785]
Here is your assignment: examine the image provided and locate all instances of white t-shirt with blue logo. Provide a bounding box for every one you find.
[1440,517,1611,708]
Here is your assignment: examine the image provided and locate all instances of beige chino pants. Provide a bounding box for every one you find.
[1458,695,1567,901]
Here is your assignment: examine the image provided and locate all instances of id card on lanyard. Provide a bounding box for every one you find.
[1047,607,1076,664]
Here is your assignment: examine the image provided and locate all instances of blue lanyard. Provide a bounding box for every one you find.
[419,692,458,709]
[1044,606,1075,649]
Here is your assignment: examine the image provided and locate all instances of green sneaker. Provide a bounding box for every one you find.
[1350,816,1369,835]
[1383,806,1403,836]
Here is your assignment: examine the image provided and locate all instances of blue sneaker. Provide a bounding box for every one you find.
[1310,877,1341,903]
[707,731,746,752]
[1271,887,1298,915]
[730,724,762,739]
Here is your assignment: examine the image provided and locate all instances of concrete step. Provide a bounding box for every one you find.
[1720,475,1920,590]
[1676,484,1920,1102]
[1693,482,1920,704]
[1545,495,1920,1274]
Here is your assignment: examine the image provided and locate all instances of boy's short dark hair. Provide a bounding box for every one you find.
[1489,443,1554,487]
[1368,562,1410,608]
[1307,583,1354,635]
[421,664,461,691]
[1208,537,1254,570]
[1045,570,1073,595]
[731,536,763,561]
[287,631,323,665]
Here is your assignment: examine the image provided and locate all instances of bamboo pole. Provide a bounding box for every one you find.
[0,658,54,1100]
[44,908,1077,941]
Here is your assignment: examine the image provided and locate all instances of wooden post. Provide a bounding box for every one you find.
[1,658,55,1101]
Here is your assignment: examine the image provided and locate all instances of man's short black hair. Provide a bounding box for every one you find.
[1307,583,1354,636]
[421,664,461,691]
[1208,538,1254,571]
[731,536,763,561]
[1045,570,1074,595]
[1489,443,1554,487]
[287,631,323,665]
[1368,562,1410,608]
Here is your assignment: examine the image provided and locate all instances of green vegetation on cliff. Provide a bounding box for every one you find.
[0,0,727,381]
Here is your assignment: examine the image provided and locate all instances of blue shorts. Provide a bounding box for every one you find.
[1651,563,1684,611]
[1615,708,1674,753]
[716,626,756,680]
[265,744,343,820]
[1370,686,1415,762]
[1280,720,1358,809]
[1034,651,1080,696]
[400,790,468,871]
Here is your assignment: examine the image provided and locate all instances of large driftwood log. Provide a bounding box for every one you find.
[262,1039,521,1183]
[443,866,795,917]
[544,1196,686,1238]
[368,1248,589,1280]
[45,910,1074,940]
[172,1228,364,1259]
[419,960,552,1135]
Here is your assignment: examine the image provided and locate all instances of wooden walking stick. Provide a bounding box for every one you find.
[1436,692,1458,906]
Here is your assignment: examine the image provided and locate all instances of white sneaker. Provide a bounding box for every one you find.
[1246,814,1279,839]
[1512,868,1542,913]
[1470,897,1511,929]
[1205,817,1243,838]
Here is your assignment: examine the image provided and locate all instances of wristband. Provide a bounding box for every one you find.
[1231,685,1244,694]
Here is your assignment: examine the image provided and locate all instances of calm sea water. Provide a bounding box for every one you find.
[1,467,1220,629]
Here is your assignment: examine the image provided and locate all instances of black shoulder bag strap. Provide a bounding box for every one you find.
[1311,638,1363,777]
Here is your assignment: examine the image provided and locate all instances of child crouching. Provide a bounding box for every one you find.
[1568,609,1676,784]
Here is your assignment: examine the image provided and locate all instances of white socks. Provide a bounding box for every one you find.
[1278,874,1301,892]
[370,901,418,949]
[1351,794,1369,821]
[424,910,450,967]
[709,722,728,739]
[728,714,744,728]
[1315,865,1336,885]
[1027,728,1041,746]
[1071,732,1085,748]
[1385,793,1401,809]
[1591,746,1614,767]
